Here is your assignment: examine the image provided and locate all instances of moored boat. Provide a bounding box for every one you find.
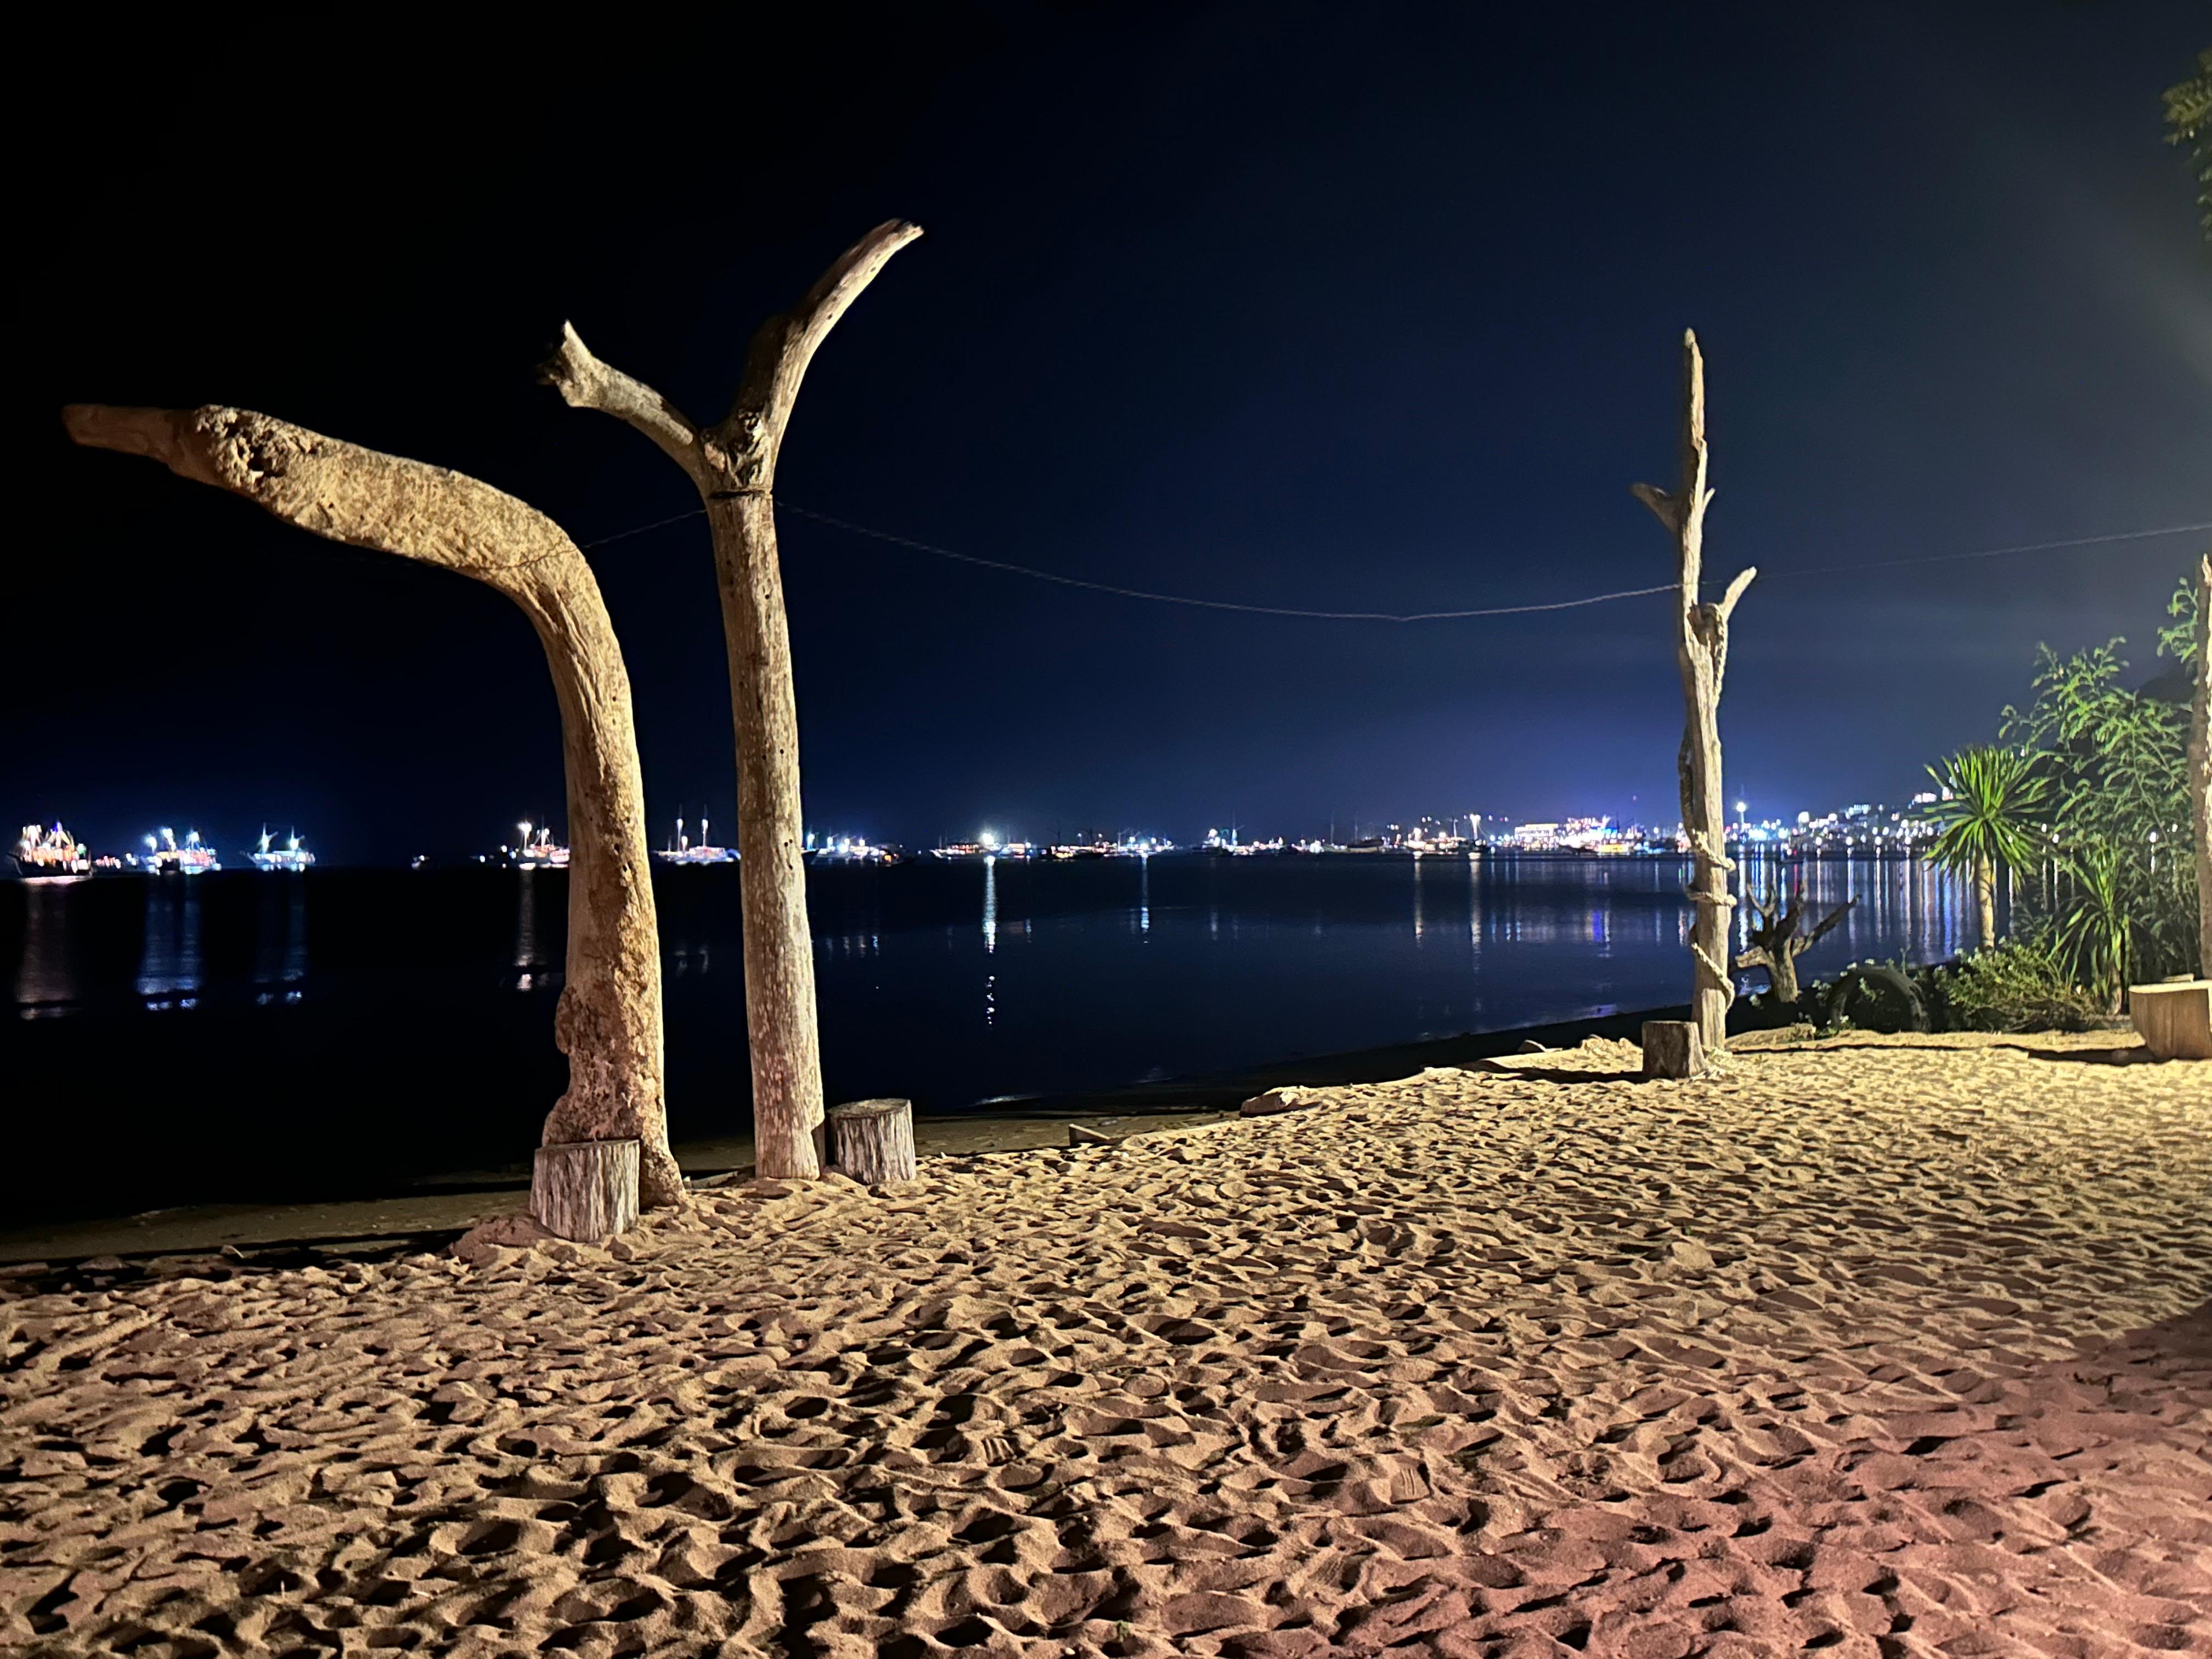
[13,823,90,877]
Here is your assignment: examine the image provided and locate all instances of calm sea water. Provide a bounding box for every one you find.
[1,854,1971,1217]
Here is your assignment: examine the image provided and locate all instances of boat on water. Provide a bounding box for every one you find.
[139,827,219,874]
[249,827,315,872]
[656,815,737,865]
[933,833,1039,860]
[495,821,571,870]
[805,835,898,865]
[13,823,90,877]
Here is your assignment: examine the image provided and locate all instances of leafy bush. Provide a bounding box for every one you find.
[1931,939,2104,1033]
[2000,631,2199,981]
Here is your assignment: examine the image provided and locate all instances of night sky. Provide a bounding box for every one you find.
[16,5,2210,866]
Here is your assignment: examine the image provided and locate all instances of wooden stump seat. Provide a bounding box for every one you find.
[1641,1019,1707,1080]
[828,1098,917,1186]
[532,1138,640,1242]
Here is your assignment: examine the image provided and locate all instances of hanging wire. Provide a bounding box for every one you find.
[578,508,711,550]
[580,499,2212,620]
[779,505,1688,620]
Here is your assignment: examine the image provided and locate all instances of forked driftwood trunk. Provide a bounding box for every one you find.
[64,404,684,1208]
[1633,332,1756,1055]
[1737,887,1854,1005]
[2192,554,2210,977]
[542,221,922,1181]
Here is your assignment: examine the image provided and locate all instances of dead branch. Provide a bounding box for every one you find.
[541,324,706,483]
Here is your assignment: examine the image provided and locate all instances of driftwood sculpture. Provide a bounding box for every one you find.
[543,221,923,1181]
[1736,885,1854,1005]
[2193,555,2210,977]
[1633,331,1756,1056]
[64,404,685,1209]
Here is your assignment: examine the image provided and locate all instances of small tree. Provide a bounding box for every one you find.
[2196,557,2210,977]
[2002,636,2195,977]
[1736,885,1854,1005]
[2163,556,2210,977]
[2057,840,2132,1014]
[1923,744,2051,947]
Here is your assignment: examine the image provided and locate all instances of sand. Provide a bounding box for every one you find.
[2,1031,2206,1657]
[0,1111,1242,1267]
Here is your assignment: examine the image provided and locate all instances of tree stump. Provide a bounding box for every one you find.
[2129,980,2212,1060]
[828,1099,917,1186]
[1642,1019,1706,1080]
[532,1138,640,1241]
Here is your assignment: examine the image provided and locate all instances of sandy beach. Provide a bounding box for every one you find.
[3,1031,2206,1657]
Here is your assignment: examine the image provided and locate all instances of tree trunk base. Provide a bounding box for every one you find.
[827,1099,917,1186]
[532,1139,640,1242]
[2129,980,2212,1059]
[1641,1020,1706,1080]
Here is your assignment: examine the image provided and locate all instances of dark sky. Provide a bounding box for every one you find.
[16,4,2210,863]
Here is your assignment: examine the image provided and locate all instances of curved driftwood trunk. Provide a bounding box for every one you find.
[2193,554,2210,977]
[543,221,922,1180]
[64,404,684,1207]
[1633,331,1755,1055]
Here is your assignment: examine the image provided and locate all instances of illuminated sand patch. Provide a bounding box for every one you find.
[4,1033,2206,1657]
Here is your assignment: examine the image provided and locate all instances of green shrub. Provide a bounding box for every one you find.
[1933,940,2104,1033]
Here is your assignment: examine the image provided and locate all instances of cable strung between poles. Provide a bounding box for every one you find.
[777,505,1681,619]
[581,501,2212,619]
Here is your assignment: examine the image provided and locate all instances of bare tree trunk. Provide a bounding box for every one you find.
[1634,332,1755,1054]
[65,404,684,1207]
[1736,886,1852,1005]
[1973,851,1997,948]
[2193,554,2210,978]
[543,221,922,1180]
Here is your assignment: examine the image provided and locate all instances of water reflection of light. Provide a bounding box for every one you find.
[251,874,309,1003]
[513,867,546,990]
[13,881,80,1013]
[1411,856,1425,944]
[137,875,205,1009]
[981,856,997,955]
[1139,858,1150,936]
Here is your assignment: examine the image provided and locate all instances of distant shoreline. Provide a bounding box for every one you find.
[5,844,1937,879]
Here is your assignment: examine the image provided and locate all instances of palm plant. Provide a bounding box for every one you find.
[1924,745,2053,946]
[2057,840,2133,1013]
